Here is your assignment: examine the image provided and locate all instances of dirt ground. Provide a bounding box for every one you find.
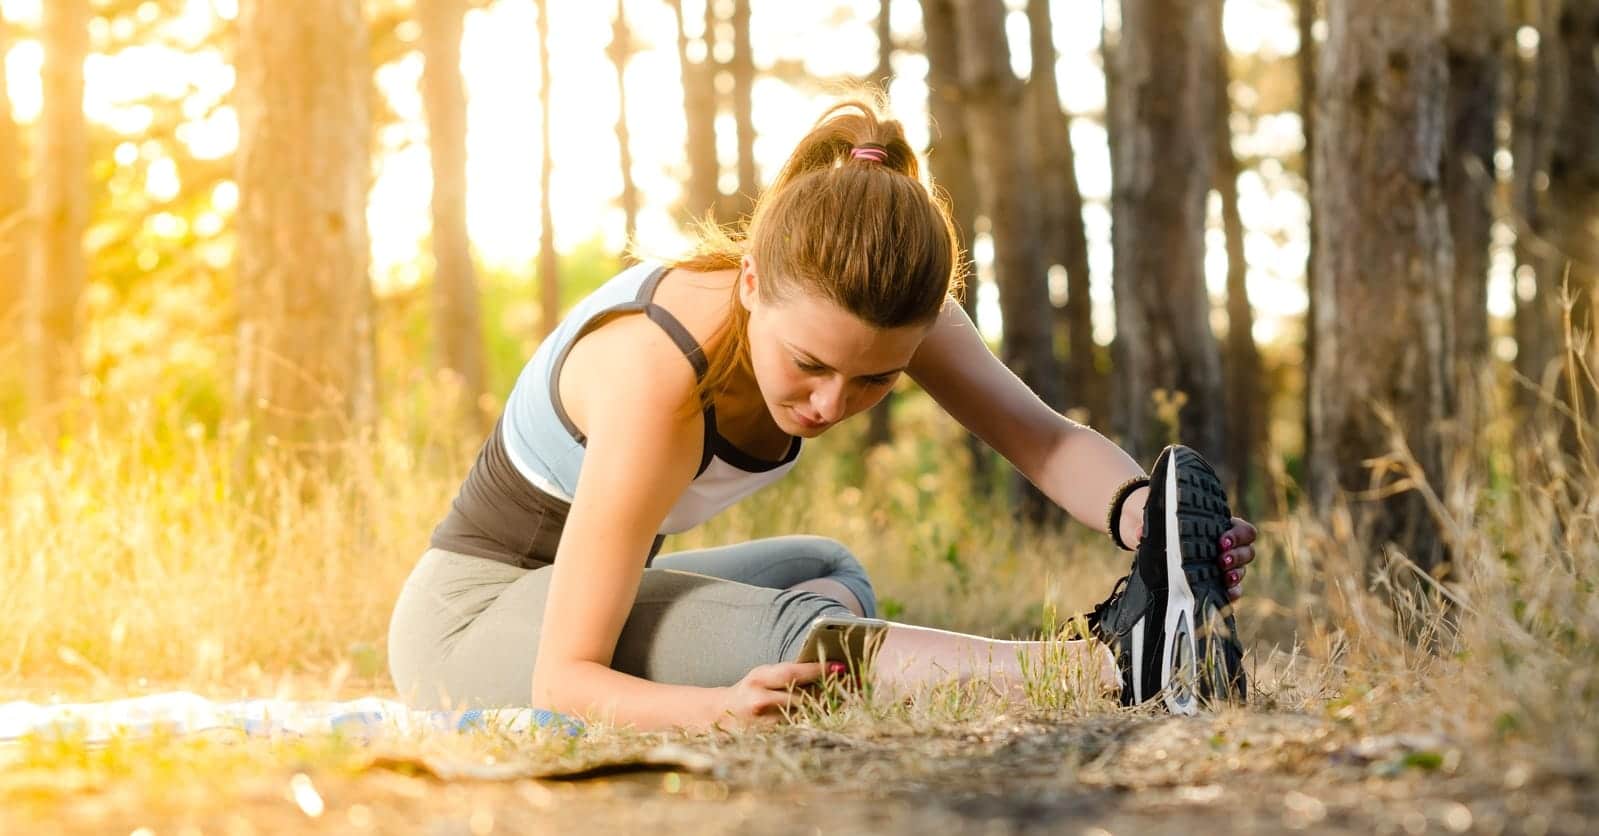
[2,708,1592,836]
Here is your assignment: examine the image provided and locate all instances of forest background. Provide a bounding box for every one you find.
[1,0,1597,832]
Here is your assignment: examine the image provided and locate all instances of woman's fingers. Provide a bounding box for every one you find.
[1225,565,1247,600]
[1217,517,1257,600]
[750,661,827,690]
[1219,517,1257,550]
[753,690,796,715]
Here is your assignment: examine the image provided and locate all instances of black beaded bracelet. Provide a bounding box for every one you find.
[1106,476,1150,551]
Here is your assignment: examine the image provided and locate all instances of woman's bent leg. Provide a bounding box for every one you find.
[387,549,529,709]
[387,548,859,709]
[650,535,877,618]
[639,540,1110,701]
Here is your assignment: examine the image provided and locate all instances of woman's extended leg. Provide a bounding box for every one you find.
[652,536,1114,700]
[867,623,1118,702]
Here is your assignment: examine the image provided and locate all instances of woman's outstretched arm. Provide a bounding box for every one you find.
[908,300,1257,594]
[907,300,1149,542]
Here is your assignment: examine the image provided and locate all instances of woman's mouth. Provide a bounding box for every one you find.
[792,408,827,430]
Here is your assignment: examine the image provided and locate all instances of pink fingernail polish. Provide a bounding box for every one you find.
[1222,554,1233,567]
[1221,537,1233,550]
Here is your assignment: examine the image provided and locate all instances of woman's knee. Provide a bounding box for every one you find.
[768,587,865,664]
[794,536,877,619]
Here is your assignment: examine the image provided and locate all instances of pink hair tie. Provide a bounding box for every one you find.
[850,145,888,164]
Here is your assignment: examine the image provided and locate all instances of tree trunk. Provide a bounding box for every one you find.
[1102,0,1128,445]
[1028,0,1104,426]
[536,0,559,338]
[1309,0,1455,573]
[1512,0,1561,404]
[0,10,25,332]
[920,0,992,494]
[725,0,756,221]
[26,0,90,416]
[1215,28,1264,519]
[866,0,896,449]
[951,0,1063,523]
[234,0,376,452]
[875,0,894,83]
[1547,0,1599,444]
[1443,0,1506,401]
[1109,0,1227,469]
[420,0,487,426]
[670,0,721,222]
[609,0,640,250]
[1298,0,1319,475]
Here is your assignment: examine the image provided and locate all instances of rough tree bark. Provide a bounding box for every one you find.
[1109,0,1228,469]
[920,0,992,494]
[234,0,377,452]
[1299,0,1319,474]
[609,0,640,249]
[420,0,487,423]
[951,0,1063,522]
[1215,24,1264,518]
[1309,0,1455,573]
[26,0,90,416]
[1442,0,1505,395]
[1546,0,1599,439]
[669,0,722,222]
[1028,0,1104,426]
[536,0,559,338]
[866,0,896,449]
[725,0,756,221]
[1511,0,1561,403]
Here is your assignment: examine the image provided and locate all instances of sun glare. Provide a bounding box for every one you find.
[0,0,1313,331]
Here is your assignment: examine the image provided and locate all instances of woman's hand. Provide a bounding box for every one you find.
[710,661,831,727]
[1217,517,1257,601]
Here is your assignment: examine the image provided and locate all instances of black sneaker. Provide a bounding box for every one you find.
[1087,445,1246,713]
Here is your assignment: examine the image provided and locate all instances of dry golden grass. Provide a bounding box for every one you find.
[2,353,1597,831]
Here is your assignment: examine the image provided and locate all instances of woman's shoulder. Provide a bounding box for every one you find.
[557,303,705,434]
[647,265,740,348]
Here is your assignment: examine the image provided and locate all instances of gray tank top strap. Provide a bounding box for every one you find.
[544,265,717,476]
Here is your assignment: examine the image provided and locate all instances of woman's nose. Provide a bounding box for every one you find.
[812,380,847,423]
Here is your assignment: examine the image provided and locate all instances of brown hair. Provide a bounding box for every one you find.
[657,97,965,417]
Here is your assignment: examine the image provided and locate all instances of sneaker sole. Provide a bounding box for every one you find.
[1157,447,1239,714]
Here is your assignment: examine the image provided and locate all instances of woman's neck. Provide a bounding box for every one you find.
[662,266,793,456]
[708,338,792,456]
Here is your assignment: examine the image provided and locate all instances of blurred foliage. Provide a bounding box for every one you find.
[2,0,625,442]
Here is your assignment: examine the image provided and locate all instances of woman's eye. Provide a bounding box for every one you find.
[796,361,826,374]
[865,376,896,387]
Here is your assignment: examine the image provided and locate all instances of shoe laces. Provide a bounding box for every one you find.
[1089,566,1133,630]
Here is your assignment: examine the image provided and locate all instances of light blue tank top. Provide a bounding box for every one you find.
[500,262,802,534]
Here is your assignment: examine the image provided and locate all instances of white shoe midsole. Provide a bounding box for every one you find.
[1130,618,1146,704]
[1159,456,1198,715]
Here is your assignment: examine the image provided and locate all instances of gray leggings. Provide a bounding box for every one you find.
[387,535,878,709]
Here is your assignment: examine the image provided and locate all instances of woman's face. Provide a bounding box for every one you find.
[738,256,932,438]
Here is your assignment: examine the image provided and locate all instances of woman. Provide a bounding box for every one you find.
[388,100,1258,729]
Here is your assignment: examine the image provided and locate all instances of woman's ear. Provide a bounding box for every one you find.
[737,254,760,312]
